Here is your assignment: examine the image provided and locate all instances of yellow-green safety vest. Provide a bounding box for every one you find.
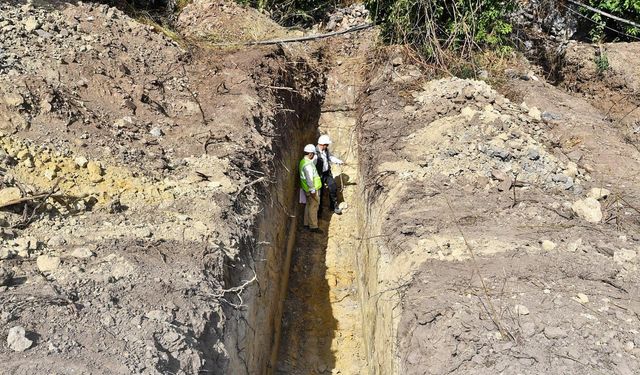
[299,157,322,192]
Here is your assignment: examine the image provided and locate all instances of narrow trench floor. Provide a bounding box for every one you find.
[276,164,365,374]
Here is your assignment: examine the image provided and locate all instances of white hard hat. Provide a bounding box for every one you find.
[304,144,316,153]
[318,135,332,145]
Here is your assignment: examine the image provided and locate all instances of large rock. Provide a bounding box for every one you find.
[7,326,33,352]
[36,255,61,272]
[0,187,22,206]
[571,198,602,223]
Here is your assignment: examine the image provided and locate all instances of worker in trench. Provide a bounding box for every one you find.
[300,144,323,233]
[314,134,345,215]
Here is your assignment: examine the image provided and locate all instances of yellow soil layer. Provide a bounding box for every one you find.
[0,134,173,206]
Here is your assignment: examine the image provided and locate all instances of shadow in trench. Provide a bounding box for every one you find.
[276,196,338,374]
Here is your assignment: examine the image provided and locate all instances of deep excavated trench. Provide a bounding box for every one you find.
[218,41,379,374]
[274,69,366,373]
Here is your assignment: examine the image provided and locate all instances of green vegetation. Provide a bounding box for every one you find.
[364,0,517,66]
[595,50,610,74]
[581,0,640,42]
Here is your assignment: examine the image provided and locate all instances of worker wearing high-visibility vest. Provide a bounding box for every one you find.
[300,144,323,233]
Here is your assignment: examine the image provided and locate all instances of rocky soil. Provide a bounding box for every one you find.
[357,47,640,374]
[2,0,640,374]
[0,0,323,374]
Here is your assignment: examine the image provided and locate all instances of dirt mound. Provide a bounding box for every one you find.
[177,0,289,43]
[357,51,640,374]
[0,1,325,374]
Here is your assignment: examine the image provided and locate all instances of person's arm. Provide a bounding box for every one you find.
[329,153,343,165]
[303,164,316,194]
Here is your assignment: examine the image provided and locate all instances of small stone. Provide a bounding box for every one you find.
[542,240,556,251]
[587,187,611,201]
[575,293,589,304]
[150,127,164,137]
[491,169,509,181]
[4,93,24,107]
[23,17,40,32]
[139,227,153,238]
[0,187,22,206]
[462,85,476,100]
[87,161,104,183]
[544,326,567,339]
[47,236,67,248]
[514,304,530,315]
[74,156,88,168]
[48,342,60,353]
[391,56,403,66]
[564,162,578,178]
[613,249,637,264]
[0,248,14,260]
[37,255,61,272]
[528,107,542,121]
[542,111,562,121]
[527,148,540,160]
[567,238,582,253]
[16,149,31,161]
[70,247,94,258]
[0,265,14,286]
[7,326,32,352]
[101,314,115,327]
[43,168,57,181]
[571,198,602,223]
[552,173,568,183]
[624,341,635,351]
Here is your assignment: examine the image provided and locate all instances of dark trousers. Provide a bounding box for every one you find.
[320,172,338,211]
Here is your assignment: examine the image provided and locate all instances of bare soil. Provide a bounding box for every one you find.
[357,46,640,374]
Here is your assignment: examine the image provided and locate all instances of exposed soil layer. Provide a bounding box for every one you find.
[3,1,640,374]
[356,46,640,374]
[276,31,372,375]
[0,1,325,373]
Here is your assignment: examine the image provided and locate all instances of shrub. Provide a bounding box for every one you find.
[364,0,518,65]
[581,0,640,42]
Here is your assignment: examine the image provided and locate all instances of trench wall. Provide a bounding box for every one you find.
[223,50,325,374]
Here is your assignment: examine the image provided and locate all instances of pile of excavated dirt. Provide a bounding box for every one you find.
[0,1,325,374]
[177,0,290,43]
[357,49,640,374]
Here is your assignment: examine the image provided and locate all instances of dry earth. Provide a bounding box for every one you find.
[357,47,640,374]
[2,1,640,374]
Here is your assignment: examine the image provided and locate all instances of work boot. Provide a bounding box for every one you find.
[309,227,323,234]
[333,207,342,215]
